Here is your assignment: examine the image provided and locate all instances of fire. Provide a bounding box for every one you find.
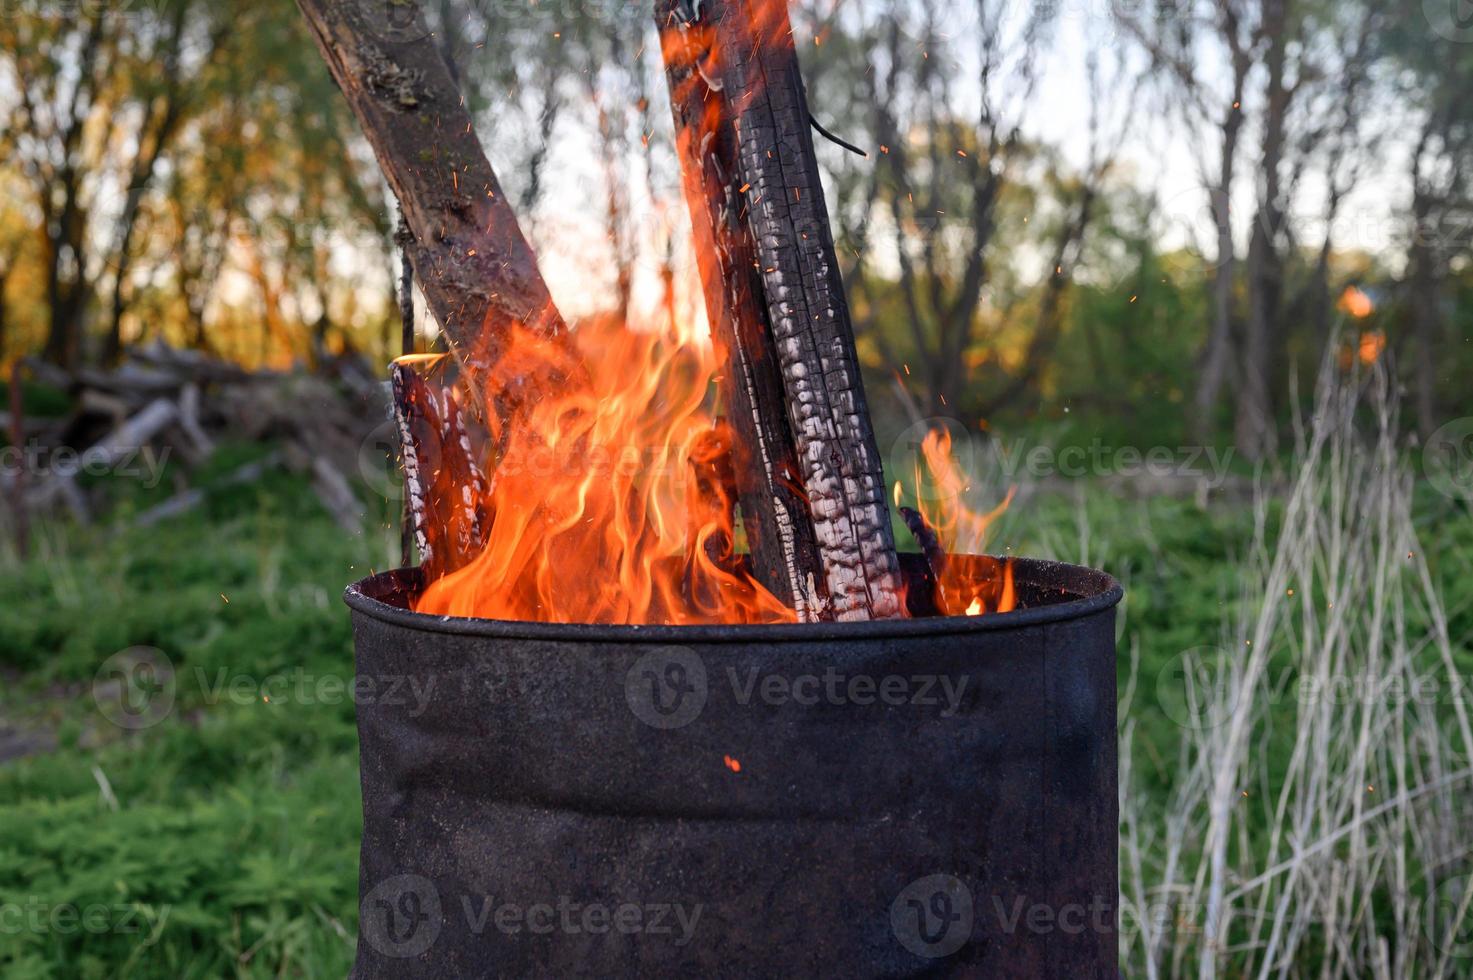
[1357,329,1385,365]
[414,311,798,625]
[406,312,1016,623]
[403,0,1016,626]
[912,428,1018,616]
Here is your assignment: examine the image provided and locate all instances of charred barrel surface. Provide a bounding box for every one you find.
[345,556,1121,978]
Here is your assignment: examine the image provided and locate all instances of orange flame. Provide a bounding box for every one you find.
[406,1,1014,625]
[415,312,797,625]
[410,320,1019,622]
[912,429,1018,616]
[1356,329,1385,365]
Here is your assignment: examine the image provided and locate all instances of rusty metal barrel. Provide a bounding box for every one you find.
[344,555,1121,978]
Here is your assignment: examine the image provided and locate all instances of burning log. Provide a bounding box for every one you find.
[294,0,565,364]
[658,2,828,621]
[898,504,945,614]
[295,0,910,623]
[390,356,489,579]
[656,0,905,621]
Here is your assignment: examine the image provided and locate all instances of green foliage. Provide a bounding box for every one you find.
[0,380,70,422]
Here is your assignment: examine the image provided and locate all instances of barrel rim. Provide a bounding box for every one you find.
[343,556,1122,644]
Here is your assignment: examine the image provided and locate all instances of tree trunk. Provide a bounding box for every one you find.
[1235,0,1289,462]
[1409,186,1441,439]
[41,193,87,369]
[104,0,193,364]
[1193,78,1246,443]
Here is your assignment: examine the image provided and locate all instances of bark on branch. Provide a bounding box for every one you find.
[295,0,564,364]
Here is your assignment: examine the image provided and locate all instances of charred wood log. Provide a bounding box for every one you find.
[899,505,944,615]
[294,0,565,365]
[390,357,489,579]
[899,505,946,580]
[658,0,905,621]
[657,3,828,620]
[397,213,417,568]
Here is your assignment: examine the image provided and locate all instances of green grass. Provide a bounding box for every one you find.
[0,452,399,978]
[1,441,1469,976]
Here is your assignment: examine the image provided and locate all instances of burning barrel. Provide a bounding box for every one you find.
[344,554,1121,977]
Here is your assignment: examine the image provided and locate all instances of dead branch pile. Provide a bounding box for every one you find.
[4,340,387,536]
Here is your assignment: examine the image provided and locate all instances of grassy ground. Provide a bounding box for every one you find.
[0,435,1469,976]
[0,448,398,978]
